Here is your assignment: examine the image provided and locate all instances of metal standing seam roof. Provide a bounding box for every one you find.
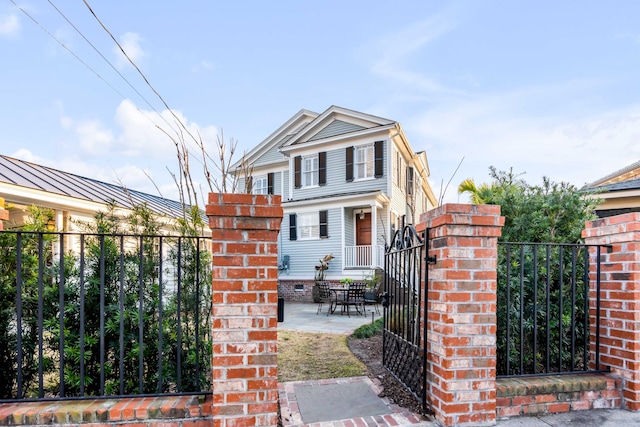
[0,155,191,219]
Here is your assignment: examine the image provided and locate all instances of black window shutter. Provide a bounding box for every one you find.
[318,152,327,186]
[345,146,354,182]
[294,156,301,188]
[319,210,328,238]
[406,167,414,195]
[267,173,274,194]
[289,214,297,241]
[246,176,253,193]
[374,140,383,178]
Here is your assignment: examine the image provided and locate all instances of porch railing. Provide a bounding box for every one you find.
[343,245,384,269]
[0,231,212,402]
[497,242,609,378]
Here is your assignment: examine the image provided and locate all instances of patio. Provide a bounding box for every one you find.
[278,301,382,334]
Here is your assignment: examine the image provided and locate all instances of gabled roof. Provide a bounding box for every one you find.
[0,155,188,218]
[233,109,319,168]
[282,105,396,149]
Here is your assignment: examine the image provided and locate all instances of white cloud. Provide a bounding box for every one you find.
[408,88,640,204]
[0,13,19,38]
[114,32,145,68]
[51,100,221,204]
[192,60,215,72]
[76,120,115,155]
[365,11,461,96]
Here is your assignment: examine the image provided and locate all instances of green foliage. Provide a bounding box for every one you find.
[497,243,589,375]
[0,203,212,399]
[351,317,383,339]
[471,167,603,376]
[0,206,58,399]
[472,167,602,243]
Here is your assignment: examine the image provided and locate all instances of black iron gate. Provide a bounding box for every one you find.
[382,225,435,414]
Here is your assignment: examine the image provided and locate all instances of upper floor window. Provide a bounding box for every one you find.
[253,176,268,194]
[346,141,384,182]
[249,173,274,195]
[294,153,326,189]
[355,145,374,180]
[303,155,318,187]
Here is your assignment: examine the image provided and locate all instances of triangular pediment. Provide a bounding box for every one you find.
[234,109,318,168]
[282,105,396,149]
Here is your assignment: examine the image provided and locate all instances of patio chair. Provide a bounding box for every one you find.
[337,282,366,317]
[316,281,335,315]
[363,281,381,315]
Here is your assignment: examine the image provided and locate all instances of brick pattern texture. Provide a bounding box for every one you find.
[496,373,621,417]
[417,204,504,427]
[206,193,283,427]
[583,212,640,410]
[0,395,213,427]
[278,279,316,302]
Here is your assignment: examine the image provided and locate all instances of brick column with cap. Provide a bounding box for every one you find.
[583,212,640,410]
[418,203,504,427]
[206,193,283,427]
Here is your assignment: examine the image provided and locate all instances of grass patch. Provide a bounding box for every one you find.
[351,317,384,339]
[278,330,367,382]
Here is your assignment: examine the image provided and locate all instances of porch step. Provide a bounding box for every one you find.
[496,373,622,418]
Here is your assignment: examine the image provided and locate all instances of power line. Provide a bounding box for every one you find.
[81,0,205,153]
[8,0,180,138]
[9,0,129,103]
[46,0,179,136]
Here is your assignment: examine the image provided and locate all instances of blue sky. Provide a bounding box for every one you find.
[2,1,639,205]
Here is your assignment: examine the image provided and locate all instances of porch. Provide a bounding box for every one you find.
[343,244,385,269]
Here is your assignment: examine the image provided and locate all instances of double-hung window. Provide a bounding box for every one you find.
[289,210,329,240]
[298,212,319,239]
[355,145,374,180]
[302,155,319,187]
[253,176,268,194]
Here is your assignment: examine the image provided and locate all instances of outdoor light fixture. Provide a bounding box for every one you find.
[359,210,365,220]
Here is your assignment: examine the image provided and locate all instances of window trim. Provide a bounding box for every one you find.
[253,175,268,195]
[354,144,375,181]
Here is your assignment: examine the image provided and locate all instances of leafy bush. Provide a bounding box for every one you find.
[0,203,212,399]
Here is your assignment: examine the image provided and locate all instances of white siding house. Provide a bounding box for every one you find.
[233,106,437,287]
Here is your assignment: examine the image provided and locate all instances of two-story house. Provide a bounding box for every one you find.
[233,106,437,300]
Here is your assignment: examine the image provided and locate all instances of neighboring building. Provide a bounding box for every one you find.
[232,105,437,296]
[586,160,640,218]
[0,154,200,234]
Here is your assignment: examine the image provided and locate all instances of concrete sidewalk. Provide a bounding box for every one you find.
[277,302,640,426]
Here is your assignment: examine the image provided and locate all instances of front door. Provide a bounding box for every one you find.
[356,213,371,245]
[355,212,371,266]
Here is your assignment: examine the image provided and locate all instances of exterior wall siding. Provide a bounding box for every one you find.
[291,142,388,200]
[280,207,342,279]
[254,139,287,165]
[309,120,366,141]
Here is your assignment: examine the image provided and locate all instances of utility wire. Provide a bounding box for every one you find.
[9,0,180,138]
[9,0,130,103]
[81,0,204,152]
[46,0,179,136]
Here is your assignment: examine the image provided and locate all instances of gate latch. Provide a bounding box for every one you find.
[380,291,392,308]
[426,255,437,265]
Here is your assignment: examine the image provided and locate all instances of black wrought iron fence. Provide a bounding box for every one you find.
[497,242,609,377]
[0,231,212,402]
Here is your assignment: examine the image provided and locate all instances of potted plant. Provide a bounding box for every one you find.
[312,253,334,302]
